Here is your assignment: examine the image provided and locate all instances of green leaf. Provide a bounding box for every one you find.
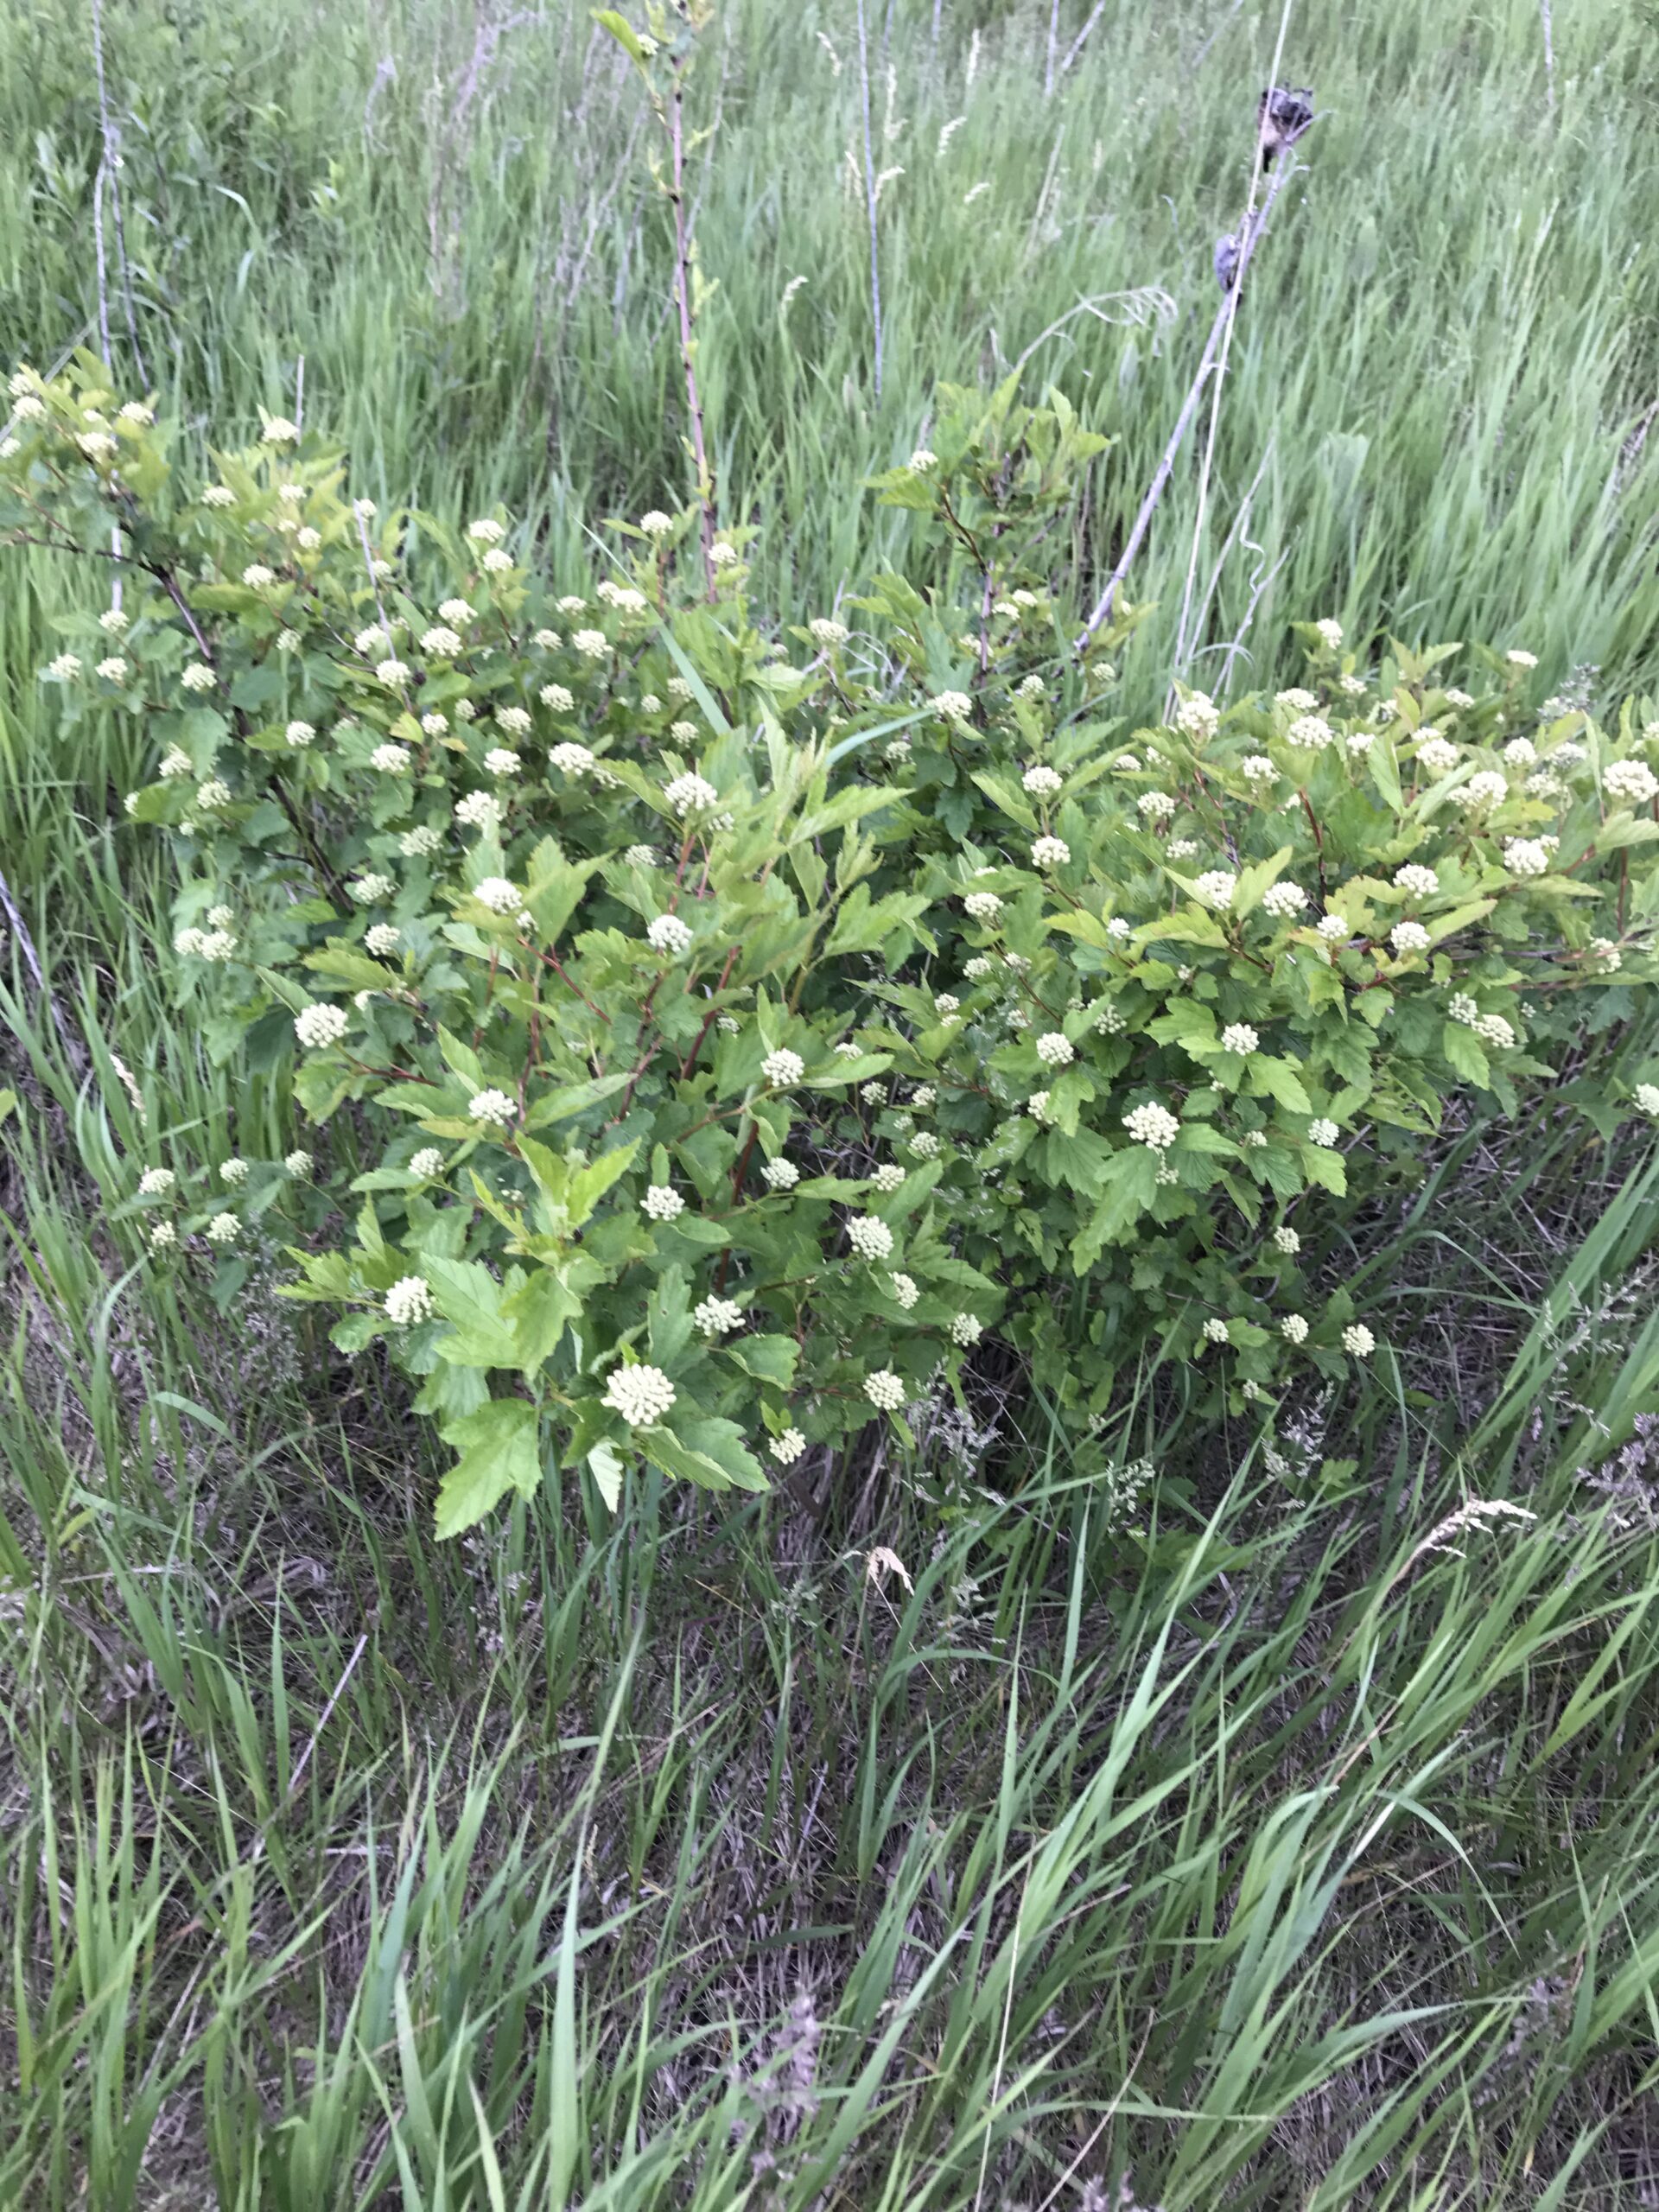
[726,1334,799,1388]
[436,1026,486,1090]
[1233,846,1294,917]
[501,1268,583,1372]
[588,1440,624,1514]
[425,1255,520,1367]
[1249,1057,1313,1114]
[434,1399,541,1538]
[642,1416,770,1493]
[567,1141,638,1229]
[524,1071,633,1128]
[1441,1020,1491,1087]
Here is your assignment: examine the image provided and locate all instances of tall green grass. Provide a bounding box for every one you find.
[3,0,1659,709]
[5,2,1659,2202]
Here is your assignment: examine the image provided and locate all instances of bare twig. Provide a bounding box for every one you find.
[1060,0,1109,76]
[1168,0,1300,695]
[1045,0,1060,96]
[667,68,718,596]
[1073,86,1313,649]
[89,0,147,382]
[856,0,884,399]
[1539,0,1556,114]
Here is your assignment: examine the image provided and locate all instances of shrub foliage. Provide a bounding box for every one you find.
[5,356,1657,1531]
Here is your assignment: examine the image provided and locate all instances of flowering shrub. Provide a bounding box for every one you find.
[6,355,1658,1532]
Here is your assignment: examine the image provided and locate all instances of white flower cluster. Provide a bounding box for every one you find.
[206,1213,239,1245]
[1306,1118,1338,1147]
[1241,754,1277,785]
[963,890,1002,923]
[871,1162,906,1193]
[762,1047,805,1087]
[370,742,410,774]
[864,1369,906,1411]
[1123,1102,1179,1151]
[385,1275,434,1326]
[1035,1031,1074,1068]
[1022,763,1063,797]
[138,1166,175,1197]
[1341,1323,1376,1357]
[1390,921,1431,955]
[469,1088,518,1127]
[1285,714,1334,752]
[888,1273,920,1310]
[1175,692,1219,742]
[848,1215,894,1261]
[1272,1225,1300,1254]
[1220,1023,1258,1055]
[295,1002,348,1051]
[664,772,719,816]
[909,1131,940,1160]
[931,690,973,721]
[646,913,692,957]
[1261,880,1307,918]
[1317,913,1350,942]
[1281,1313,1309,1344]
[1032,836,1070,868]
[1203,1318,1230,1344]
[1276,688,1319,714]
[950,1313,982,1346]
[473,876,521,914]
[770,1427,807,1465]
[410,1147,444,1178]
[455,791,502,831]
[603,1364,677,1426]
[1502,837,1551,877]
[1503,738,1537,769]
[541,683,575,712]
[181,663,217,693]
[762,1156,800,1191]
[1314,617,1344,650]
[1417,734,1460,777]
[1192,870,1236,911]
[1394,862,1439,899]
[1605,758,1659,805]
[573,628,608,658]
[694,1295,745,1337]
[1462,771,1508,810]
[421,625,462,657]
[365,924,401,956]
[402,825,442,857]
[1506,648,1538,669]
[642,1184,684,1223]
[1137,790,1176,822]
[1634,1083,1659,1118]
[485,748,521,778]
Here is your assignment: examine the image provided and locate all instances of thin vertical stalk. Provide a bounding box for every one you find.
[856,0,883,400]
[669,72,719,597]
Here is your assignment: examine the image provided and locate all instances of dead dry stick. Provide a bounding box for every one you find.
[664,63,719,596]
[856,0,884,398]
[1073,110,1313,652]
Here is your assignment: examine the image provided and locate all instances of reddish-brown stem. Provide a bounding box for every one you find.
[537,944,610,1022]
[677,947,741,1078]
